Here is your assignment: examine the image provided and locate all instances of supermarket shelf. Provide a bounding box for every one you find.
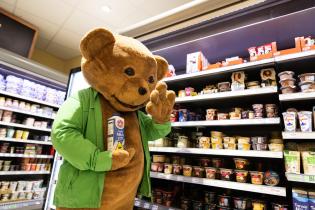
[0,153,54,158]
[151,172,286,197]
[149,147,283,158]
[279,92,315,101]
[171,118,280,127]
[0,106,55,120]
[134,198,180,210]
[286,173,315,184]
[0,199,44,210]
[0,121,51,132]
[0,90,60,108]
[275,50,315,62]
[0,171,50,175]
[163,58,274,83]
[0,138,52,145]
[282,132,315,139]
[175,87,278,103]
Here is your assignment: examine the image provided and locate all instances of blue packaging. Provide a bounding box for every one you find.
[292,189,309,210]
[309,191,315,210]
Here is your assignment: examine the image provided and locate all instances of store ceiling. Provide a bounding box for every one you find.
[0,0,193,59]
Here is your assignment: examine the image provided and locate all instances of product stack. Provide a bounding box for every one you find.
[0,179,46,202]
[3,75,66,105]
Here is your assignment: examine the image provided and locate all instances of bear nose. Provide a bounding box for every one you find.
[138,87,147,95]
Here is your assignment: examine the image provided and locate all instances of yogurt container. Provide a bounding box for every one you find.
[282,112,297,132]
[298,111,313,132]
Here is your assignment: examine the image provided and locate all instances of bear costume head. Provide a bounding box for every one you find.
[80,28,168,112]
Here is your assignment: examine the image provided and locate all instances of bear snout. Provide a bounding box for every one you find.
[138,87,147,95]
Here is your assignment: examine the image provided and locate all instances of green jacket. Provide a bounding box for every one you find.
[52,87,171,208]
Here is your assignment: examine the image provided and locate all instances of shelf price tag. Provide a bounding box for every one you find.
[191,178,199,183]
[151,204,158,210]
[309,175,315,182]
[143,202,150,209]
[134,200,141,207]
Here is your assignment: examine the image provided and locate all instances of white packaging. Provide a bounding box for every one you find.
[298,111,313,132]
[107,114,125,152]
[186,52,208,74]
[282,112,297,132]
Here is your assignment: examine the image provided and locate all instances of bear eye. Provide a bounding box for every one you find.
[148,76,154,83]
[124,67,135,76]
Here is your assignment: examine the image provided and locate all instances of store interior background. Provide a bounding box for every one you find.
[1,0,315,210]
[4,0,309,76]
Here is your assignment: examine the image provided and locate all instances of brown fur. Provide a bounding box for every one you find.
[57,28,176,210]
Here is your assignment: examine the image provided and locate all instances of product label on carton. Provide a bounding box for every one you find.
[107,115,125,152]
[293,189,309,210]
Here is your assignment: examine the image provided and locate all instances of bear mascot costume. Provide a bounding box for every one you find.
[52,28,175,210]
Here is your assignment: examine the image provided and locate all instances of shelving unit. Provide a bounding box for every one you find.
[0,199,44,210]
[171,118,280,127]
[151,172,286,197]
[0,121,51,132]
[163,58,274,83]
[0,106,55,120]
[286,173,315,184]
[0,90,60,108]
[282,132,315,139]
[149,147,283,158]
[0,171,50,175]
[175,87,277,103]
[0,138,52,145]
[0,153,54,158]
[279,92,315,101]
[134,198,180,210]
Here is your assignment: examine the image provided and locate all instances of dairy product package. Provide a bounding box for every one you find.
[302,151,315,175]
[292,189,309,210]
[284,150,300,174]
[107,114,125,152]
[186,52,208,74]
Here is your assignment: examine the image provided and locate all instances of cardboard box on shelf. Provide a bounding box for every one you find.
[273,37,302,56]
[206,62,222,70]
[186,52,208,74]
[300,36,315,51]
[222,58,244,66]
[250,42,277,61]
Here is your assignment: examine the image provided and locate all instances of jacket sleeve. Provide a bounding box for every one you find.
[138,111,171,141]
[52,95,112,172]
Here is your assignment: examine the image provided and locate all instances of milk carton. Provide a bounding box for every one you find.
[107,114,125,152]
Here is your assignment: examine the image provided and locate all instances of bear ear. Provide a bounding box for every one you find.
[154,55,168,81]
[80,28,115,60]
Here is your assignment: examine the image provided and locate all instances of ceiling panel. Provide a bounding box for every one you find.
[118,8,151,29]
[16,0,73,25]
[77,0,137,27]
[14,8,59,39]
[0,1,15,13]
[63,9,116,35]
[52,28,82,50]
[36,37,50,50]
[46,41,80,59]
[129,0,192,16]
[1,0,16,5]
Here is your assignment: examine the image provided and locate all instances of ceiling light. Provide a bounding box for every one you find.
[101,5,111,13]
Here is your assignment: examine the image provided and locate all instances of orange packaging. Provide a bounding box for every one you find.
[274,37,302,56]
